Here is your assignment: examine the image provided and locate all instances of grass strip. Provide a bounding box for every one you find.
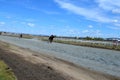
[40,38,120,51]
[0,60,16,80]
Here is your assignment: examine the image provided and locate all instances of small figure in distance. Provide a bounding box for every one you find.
[19,34,22,38]
[48,35,56,43]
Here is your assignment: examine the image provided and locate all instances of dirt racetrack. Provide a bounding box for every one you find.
[0,41,120,80]
[0,35,120,78]
[0,44,69,80]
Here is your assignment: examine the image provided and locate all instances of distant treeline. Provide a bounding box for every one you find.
[1,31,119,41]
[57,36,105,41]
[81,36,104,41]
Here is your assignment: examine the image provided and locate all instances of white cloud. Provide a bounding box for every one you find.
[42,10,60,15]
[55,0,113,23]
[112,9,120,14]
[88,25,93,28]
[115,23,120,27]
[0,22,5,25]
[67,30,80,36]
[55,0,120,31]
[0,22,5,26]
[96,0,120,14]
[68,29,79,35]
[25,19,36,22]
[82,30,89,33]
[113,19,119,23]
[27,23,35,27]
[109,26,120,30]
[82,29,102,36]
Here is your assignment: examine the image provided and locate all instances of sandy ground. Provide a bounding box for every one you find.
[0,41,120,80]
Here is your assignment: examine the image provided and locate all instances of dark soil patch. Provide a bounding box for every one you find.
[0,48,69,80]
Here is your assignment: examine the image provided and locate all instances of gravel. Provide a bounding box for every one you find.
[0,35,120,77]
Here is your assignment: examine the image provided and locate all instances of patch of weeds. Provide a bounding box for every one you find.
[0,60,16,80]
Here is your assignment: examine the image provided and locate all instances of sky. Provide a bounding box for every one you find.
[0,0,120,38]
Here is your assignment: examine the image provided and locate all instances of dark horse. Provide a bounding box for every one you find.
[48,35,55,43]
[19,34,22,38]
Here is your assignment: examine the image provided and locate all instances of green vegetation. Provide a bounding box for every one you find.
[0,60,16,80]
[40,37,120,51]
[21,35,33,39]
[83,36,104,41]
[2,34,120,51]
[8,34,33,39]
